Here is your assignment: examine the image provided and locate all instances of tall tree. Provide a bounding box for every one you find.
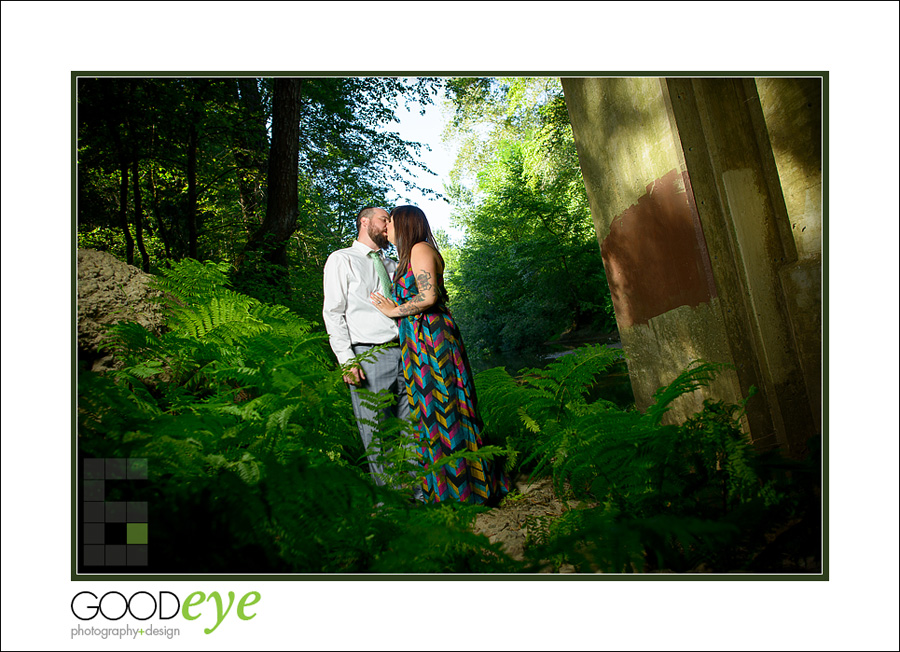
[234,76,443,304]
[233,79,269,233]
[243,78,302,268]
[78,75,444,307]
[131,157,150,271]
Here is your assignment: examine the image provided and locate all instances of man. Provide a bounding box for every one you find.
[322,206,416,495]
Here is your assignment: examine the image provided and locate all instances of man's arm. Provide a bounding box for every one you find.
[322,254,364,383]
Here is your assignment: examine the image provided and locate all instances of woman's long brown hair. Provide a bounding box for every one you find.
[390,205,444,283]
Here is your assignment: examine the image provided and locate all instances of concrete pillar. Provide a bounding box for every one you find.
[756,78,823,435]
[562,77,821,456]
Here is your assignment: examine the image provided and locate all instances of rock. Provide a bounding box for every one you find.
[77,248,166,372]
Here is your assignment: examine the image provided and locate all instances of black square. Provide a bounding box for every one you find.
[127,502,148,522]
[106,545,126,566]
[106,502,126,523]
[84,523,105,544]
[83,458,105,480]
[105,458,126,480]
[84,545,105,566]
[104,523,127,545]
[84,502,105,523]
[84,480,105,502]
[127,545,148,566]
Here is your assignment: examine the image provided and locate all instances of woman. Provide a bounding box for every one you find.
[370,205,509,504]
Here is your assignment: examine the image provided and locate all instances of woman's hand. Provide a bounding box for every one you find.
[370,291,399,318]
[370,243,442,319]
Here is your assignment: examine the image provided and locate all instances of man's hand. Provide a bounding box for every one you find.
[343,365,366,385]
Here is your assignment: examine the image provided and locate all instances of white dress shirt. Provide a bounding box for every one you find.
[322,239,399,365]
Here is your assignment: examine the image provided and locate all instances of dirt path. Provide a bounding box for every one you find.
[473,474,579,572]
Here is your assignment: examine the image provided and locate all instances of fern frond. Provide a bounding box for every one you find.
[427,445,510,471]
[266,405,297,437]
[539,344,624,406]
[645,360,730,426]
[169,291,269,343]
[518,406,541,434]
[151,259,233,308]
[99,320,165,358]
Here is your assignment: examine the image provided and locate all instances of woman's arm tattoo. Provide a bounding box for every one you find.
[397,270,436,316]
[397,294,425,316]
[416,270,433,292]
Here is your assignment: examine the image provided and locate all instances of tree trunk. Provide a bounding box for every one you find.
[131,158,150,271]
[187,122,199,259]
[234,79,268,234]
[119,160,134,265]
[147,160,173,259]
[106,116,135,265]
[245,78,302,268]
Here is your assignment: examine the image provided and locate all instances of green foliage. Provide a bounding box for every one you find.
[476,344,625,474]
[80,259,519,573]
[443,78,615,355]
[77,76,444,299]
[475,350,816,573]
[368,504,513,573]
[80,261,817,573]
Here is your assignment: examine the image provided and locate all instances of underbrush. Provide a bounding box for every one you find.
[478,347,821,573]
[79,259,515,573]
[78,259,820,574]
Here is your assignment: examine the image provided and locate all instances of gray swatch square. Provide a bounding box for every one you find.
[84,545,105,566]
[105,502,126,523]
[83,458,105,480]
[84,480,105,502]
[105,545,126,566]
[127,502,148,522]
[127,458,148,480]
[84,523,105,544]
[105,458,126,480]
[127,545,149,566]
[83,502,105,523]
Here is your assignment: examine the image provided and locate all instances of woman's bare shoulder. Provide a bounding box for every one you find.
[411,241,439,259]
[410,241,444,271]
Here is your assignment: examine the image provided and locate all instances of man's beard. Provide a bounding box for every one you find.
[369,225,389,249]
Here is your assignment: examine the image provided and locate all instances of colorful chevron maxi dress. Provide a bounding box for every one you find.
[394,262,509,504]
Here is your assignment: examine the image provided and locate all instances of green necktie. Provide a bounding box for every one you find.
[368,251,393,298]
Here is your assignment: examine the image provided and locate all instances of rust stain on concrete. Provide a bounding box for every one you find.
[601,169,717,328]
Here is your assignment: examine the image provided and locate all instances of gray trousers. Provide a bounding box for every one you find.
[349,344,413,488]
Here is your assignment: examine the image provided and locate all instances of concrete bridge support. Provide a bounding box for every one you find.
[562,77,821,456]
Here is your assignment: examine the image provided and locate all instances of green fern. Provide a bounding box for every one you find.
[644,360,728,425]
[473,345,798,572]
[81,258,812,573]
[475,344,623,475]
[152,258,234,307]
[79,258,521,573]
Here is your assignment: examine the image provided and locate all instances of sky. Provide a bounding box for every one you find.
[384,88,465,242]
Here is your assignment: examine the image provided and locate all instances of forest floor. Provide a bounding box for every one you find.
[471,473,822,575]
[472,474,581,573]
